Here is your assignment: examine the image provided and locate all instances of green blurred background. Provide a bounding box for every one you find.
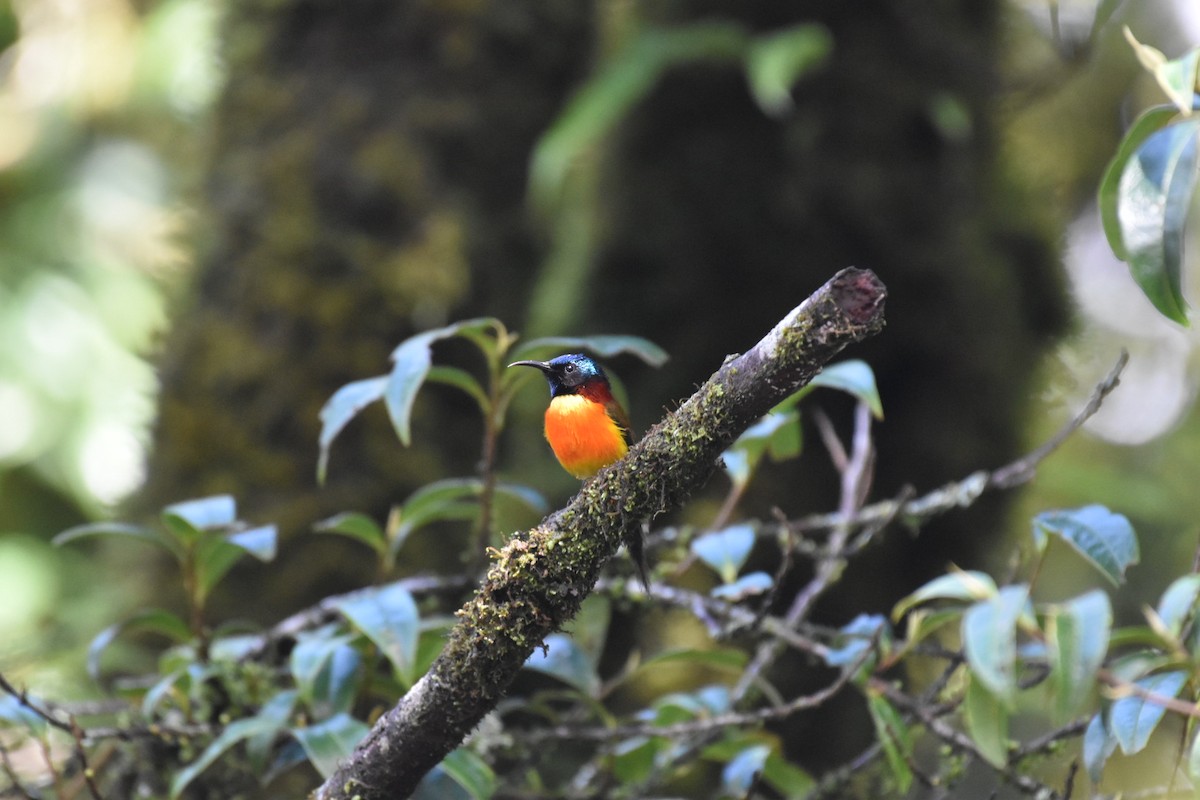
[1,0,1199,782]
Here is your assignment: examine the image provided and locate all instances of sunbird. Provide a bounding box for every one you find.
[509,353,648,585]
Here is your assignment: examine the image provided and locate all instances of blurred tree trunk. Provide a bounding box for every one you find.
[138,0,1066,768]
[138,0,595,603]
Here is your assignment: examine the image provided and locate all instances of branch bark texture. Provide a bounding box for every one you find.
[313,268,887,799]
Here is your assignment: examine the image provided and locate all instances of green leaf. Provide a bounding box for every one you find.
[1032,506,1140,586]
[88,608,192,681]
[290,712,370,780]
[0,693,48,734]
[162,495,237,539]
[437,748,496,800]
[722,409,802,487]
[425,366,489,414]
[691,524,756,583]
[170,715,283,799]
[511,334,669,368]
[313,512,387,556]
[745,24,832,116]
[964,675,1009,768]
[52,521,182,560]
[528,23,748,216]
[246,690,297,772]
[1115,117,1200,324]
[759,750,816,797]
[1189,726,1200,800]
[1099,104,1179,260]
[722,744,771,795]
[799,359,884,418]
[336,583,421,685]
[1046,590,1111,721]
[1124,29,1200,114]
[523,633,600,695]
[824,614,887,669]
[193,526,277,600]
[612,736,657,785]
[389,478,492,556]
[492,483,549,518]
[386,319,500,447]
[290,632,362,716]
[1083,713,1117,784]
[962,585,1029,703]
[710,571,773,601]
[892,570,997,621]
[634,648,748,678]
[1156,573,1200,638]
[867,692,913,794]
[1109,670,1188,755]
[316,375,388,484]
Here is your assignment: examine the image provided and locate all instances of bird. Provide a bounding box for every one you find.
[509,353,648,585]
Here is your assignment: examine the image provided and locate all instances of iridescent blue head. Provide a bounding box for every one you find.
[508,353,607,397]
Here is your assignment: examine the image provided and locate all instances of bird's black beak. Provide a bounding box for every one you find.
[508,360,551,373]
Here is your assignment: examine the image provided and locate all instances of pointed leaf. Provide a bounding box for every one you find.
[163,495,237,538]
[0,694,48,734]
[963,585,1029,703]
[792,359,883,418]
[512,335,669,368]
[1157,573,1200,640]
[316,375,388,483]
[1119,117,1199,324]
[711,571,774,601]
[414,748,498,800]
[1124,29,1200,114]
[1032,505,1139,585]
[867,693,913,793]
[1083,713,1117,784]
[425,366,489,413]
[824,614,887,668]
[88,608,192,681]
[1046,590,1111,721]
[52,521,182,560]
[336,583,421,685]
[313,512,387,556]
[524,633,600,695]
[745,24,831,116]
[437,748,497,800]
[964,675,1009,768]
[290,632,361,715]
[227,524,277,561]
[1099,104,1179,260]
[892,570,997,621]
[169,716,283,799]
[492,483,549,517]
[722,744,771,795]
[290,713,370,779]
[246,690,297,772]
[1109,670,1188,755]
[386,319,499,447]
[691,524,756,583]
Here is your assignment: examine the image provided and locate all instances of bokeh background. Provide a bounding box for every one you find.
[1,0,1199,788]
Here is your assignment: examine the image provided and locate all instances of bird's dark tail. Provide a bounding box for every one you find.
[625,525,650,590]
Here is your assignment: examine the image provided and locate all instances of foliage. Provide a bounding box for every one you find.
[3,315,1193,800]
[1098,28,1200,325]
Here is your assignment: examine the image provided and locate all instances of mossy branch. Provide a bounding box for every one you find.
[312,268,887,800]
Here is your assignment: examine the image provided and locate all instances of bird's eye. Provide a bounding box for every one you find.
[564,364,576,373]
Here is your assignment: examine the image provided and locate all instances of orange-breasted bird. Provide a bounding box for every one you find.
[509,353,648,584]
[508,353,632,479]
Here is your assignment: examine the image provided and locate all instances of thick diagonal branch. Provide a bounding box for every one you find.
[313,268,887,800]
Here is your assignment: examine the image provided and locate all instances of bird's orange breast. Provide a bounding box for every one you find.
[544,394,629,479]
